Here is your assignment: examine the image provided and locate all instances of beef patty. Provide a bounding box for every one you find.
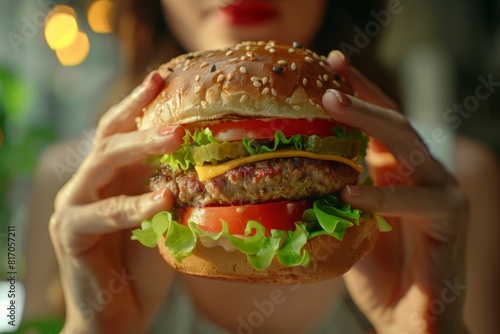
[150,157,359,207]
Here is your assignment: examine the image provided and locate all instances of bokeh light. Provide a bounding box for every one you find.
[87,0,116,33]
[44,5,79,50]
[55,31,90,66]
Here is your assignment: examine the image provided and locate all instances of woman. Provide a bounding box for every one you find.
[24,0,499,333]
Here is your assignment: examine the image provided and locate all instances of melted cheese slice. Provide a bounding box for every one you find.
[195,150,363,181]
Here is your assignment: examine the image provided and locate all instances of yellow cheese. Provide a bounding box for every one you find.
[195,150,363,181]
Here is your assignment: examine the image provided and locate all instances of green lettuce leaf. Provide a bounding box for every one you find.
[243,131,302,155]
[131,195,392,271]
[160,128,220,171]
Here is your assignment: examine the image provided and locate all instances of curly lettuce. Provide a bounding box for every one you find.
[131,196,391,271]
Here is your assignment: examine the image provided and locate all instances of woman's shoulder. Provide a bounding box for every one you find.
[455,135,499,184]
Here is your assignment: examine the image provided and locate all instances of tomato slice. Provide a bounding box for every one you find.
[188,118,341,141]
[180,201,312,235]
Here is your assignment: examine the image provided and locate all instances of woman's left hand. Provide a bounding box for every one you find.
[323,51,469,334]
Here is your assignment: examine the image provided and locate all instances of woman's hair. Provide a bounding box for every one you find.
[113,0,391,92]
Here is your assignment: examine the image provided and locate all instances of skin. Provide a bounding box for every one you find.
[25,0,500,333]
[161,0,326,51]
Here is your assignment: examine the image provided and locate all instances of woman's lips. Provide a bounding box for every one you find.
[218,0,279,26]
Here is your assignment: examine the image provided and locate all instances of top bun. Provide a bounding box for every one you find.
[139,41,352,129]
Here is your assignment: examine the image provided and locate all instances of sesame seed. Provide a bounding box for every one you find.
[309,99,315,105]
[269,48,276,54]
[257,41,266,46]
[194,86,202,94]
[277,60,287,65]
[217,74,225,83]
[271,88,278,96]
[316,104,322,110]
[246,51,255,60]
[288,48,295,53]
[183,66,189,71]
[195,75,200,81]
[206,52,214,58]
[226,50,234,56]
[291,62,297,71]
[292,105,301,111]
[292,42,303,48]
[253,81,262,88]
[261,87,270,95]
[240,95,248,103]
[246,45,251,51]
[262,77,268,85]
[228,72,235,81]
[319,61,326,67]
[323,74,329,81]
[317,80,323,88]
[201,100,208,108]
[251,77,260,82]
[200,61,209,68]
[241,56,247,61]
[305,56,314,63]
[239,66,247,73]
[209,64,216,72]
[333,80,341,88]
[303,78,308,86]
[229,57,239,63]
[272,66,284,73]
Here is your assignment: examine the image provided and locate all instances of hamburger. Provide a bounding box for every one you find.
[132,41,388,284]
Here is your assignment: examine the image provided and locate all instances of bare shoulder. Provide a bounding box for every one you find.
[454,135,500,333]
[454,135,499,183]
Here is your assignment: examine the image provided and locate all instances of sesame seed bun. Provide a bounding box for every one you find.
[138,41,378,285]
[138,41,353,129]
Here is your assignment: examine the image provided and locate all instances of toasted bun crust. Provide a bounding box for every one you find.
[158,217,379,285]
[139,41,353,129]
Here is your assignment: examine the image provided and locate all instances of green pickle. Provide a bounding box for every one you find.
[192,141,248,165]
[301,135,357,158]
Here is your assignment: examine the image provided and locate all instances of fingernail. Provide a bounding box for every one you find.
[328,50,346,64]
[142,71,164,87]
[152,189,166,201]
[345,185,362,198]
[327,89,352,106]
[158,125,180,136]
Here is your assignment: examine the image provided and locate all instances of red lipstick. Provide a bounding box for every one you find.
[219,0,279,26]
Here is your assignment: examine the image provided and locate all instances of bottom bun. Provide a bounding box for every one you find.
[158,217,379,285]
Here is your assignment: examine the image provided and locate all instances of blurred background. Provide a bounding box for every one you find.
[0,0,499,332]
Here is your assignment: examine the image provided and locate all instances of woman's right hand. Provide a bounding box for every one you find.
[49,72,185,333]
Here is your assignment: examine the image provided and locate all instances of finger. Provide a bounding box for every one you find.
[95,71,166,141]
[323,89,450,185]
[342,185,467,223]
[60,125,184,205]
[55,189,174,236]
[327,50,398,110]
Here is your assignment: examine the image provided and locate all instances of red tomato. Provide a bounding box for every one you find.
[189,118,341,141]
[180,201,312,235]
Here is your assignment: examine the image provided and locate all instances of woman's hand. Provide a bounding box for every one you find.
[323,52,469,334]
[49,72,185,333]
